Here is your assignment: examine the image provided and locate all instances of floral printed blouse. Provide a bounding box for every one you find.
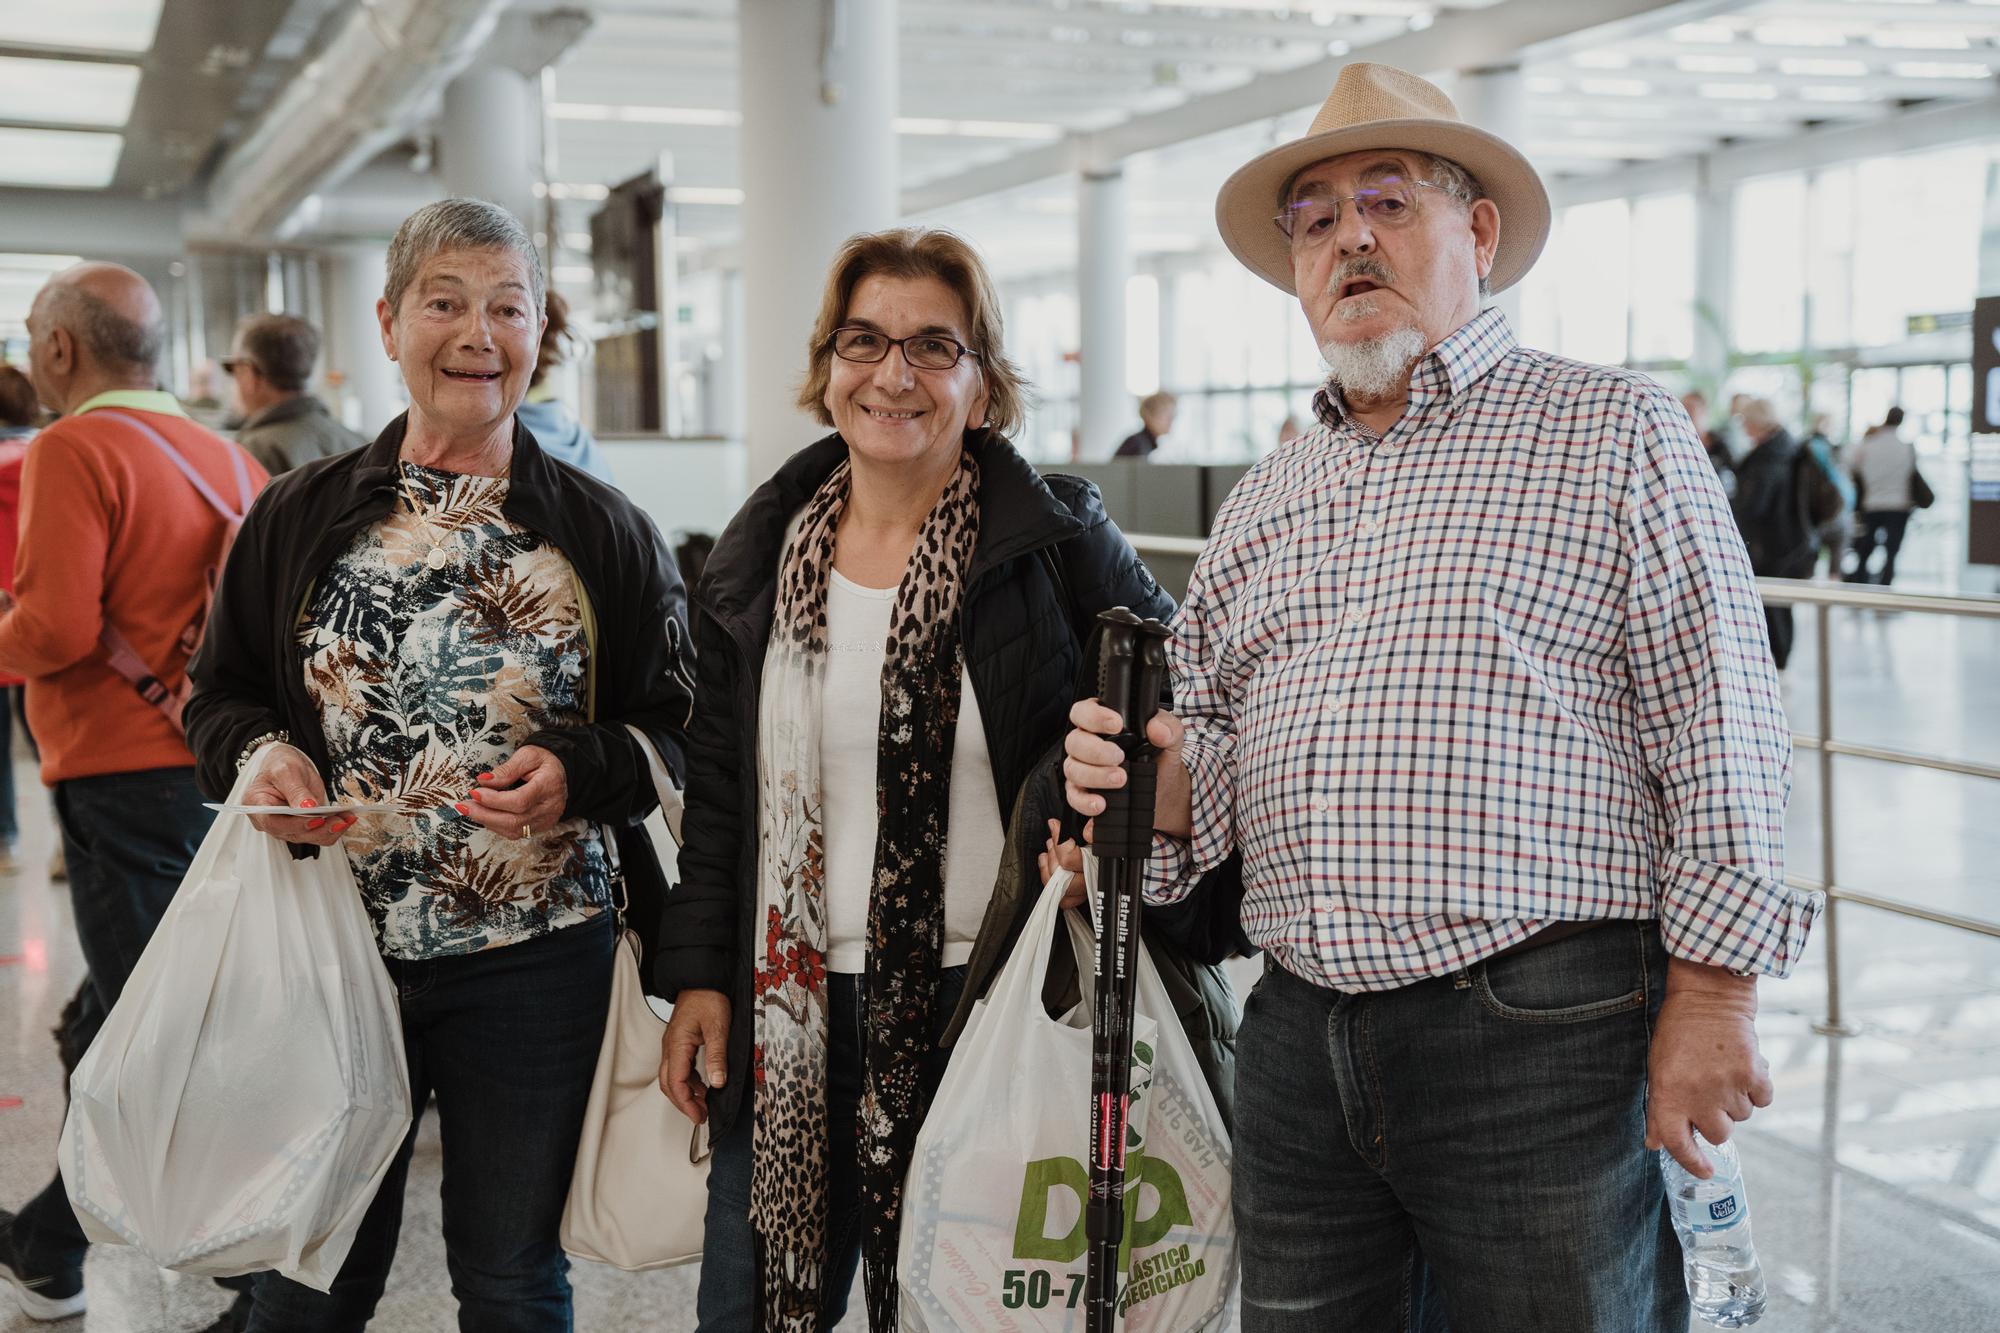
[299,461,612,959]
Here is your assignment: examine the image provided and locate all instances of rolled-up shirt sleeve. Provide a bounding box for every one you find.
[1143,556,1239,905]
[1623,391,1822,976]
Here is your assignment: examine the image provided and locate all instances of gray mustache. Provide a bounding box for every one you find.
[1325,259,1394,297]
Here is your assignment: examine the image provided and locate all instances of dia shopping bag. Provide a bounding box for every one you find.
[59,753,412,1291]
[900,868,1200,1332]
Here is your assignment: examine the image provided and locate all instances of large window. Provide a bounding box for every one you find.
[1630,193,1694,363]
[1555,199,1632,366]
[1733,173,1807,354]
[1849,145,1985,348]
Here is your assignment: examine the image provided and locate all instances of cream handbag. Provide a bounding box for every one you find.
[560,726,711,1271]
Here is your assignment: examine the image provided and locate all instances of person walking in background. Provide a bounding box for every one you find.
[1846,406,1920,586]
[1801,411,1854,575]
[1066,63,1812,1332]
[0,263,268,1326]
[225,313,367,475]
[1113,389,1176,458]
[1681,389,1735,488]
[1730,397,1820,669]
[0,365,37,871]
[514,289,616,483]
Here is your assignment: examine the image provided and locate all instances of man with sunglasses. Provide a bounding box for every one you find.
[1064,63,1816,1331]
[223,313,366,476]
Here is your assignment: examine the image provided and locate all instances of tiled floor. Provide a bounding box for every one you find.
[3,602,1997,1332]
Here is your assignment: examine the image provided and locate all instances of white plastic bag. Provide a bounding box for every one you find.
[59,752,412,1291]
[903,864,1241,1332]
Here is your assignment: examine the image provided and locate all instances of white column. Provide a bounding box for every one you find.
[440,65,543,231]
[1452,64,1529,327]
[323,243,406,436]
[1078,165,1130,460]
[739,0,899,484]
[1693,157,1735,402]
[715,267,746,440]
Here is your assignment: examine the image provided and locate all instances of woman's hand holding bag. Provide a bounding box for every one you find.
[59,747,412,1291]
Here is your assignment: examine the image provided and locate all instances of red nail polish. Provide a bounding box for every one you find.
[454,802,470,815]
[306,818,326,829]
[477,771,494,782]
[469,790,485,802]
[296,799,313,808]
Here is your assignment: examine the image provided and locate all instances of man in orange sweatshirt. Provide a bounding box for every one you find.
[0,263,268,1325]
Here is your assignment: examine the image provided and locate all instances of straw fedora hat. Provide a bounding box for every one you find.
[1215,62,1550,297]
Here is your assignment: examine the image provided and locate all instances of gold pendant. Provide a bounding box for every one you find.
[426,546,449,570]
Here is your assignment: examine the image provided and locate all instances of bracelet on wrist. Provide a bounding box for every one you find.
[235,729,292,773]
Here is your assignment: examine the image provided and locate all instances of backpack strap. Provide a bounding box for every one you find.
[99,412,251,522]
[92,412,251,732]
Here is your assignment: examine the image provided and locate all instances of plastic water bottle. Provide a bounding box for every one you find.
[1660,1134,1768,1327]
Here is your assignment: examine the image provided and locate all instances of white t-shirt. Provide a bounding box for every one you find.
[1849,425,1916,512]
[820,569,1005,973]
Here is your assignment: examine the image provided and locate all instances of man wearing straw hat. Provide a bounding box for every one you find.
[1064,64,1819,1329]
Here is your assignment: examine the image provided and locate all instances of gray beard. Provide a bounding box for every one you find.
[1318,318,1427,405]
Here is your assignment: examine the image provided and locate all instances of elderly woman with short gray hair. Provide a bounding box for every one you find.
[183,197,694,1332]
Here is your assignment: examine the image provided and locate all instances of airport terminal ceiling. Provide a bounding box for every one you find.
[0,1,1994,278]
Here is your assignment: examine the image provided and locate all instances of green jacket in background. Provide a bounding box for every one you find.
[235,394,366,476]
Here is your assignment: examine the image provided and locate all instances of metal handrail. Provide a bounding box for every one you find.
[1123,534,2000,1033]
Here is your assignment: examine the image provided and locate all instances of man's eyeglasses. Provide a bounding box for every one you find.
[1273,180,1447,252]
[830,326,979,371]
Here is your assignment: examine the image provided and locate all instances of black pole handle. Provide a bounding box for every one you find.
[1084,607,1172,1333]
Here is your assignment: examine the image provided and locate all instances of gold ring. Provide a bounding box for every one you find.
[521,823,532,840]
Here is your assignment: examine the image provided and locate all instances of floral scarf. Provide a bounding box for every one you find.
[750,451,981,1331]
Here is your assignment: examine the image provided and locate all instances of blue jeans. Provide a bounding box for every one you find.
[696,965,968,1333]
[0,688,20,841]
[9,766,214,1272]
[1234,923,1686,1333]
[245,914,615,1333]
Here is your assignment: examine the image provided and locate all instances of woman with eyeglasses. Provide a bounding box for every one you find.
[654,228,1174,1332]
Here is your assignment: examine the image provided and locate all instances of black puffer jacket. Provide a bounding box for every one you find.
[1730,427,1815,578]
[654,428,1173,1137]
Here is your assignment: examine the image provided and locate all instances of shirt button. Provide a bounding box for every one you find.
[1345,605,1366,626]
[1309,795,1331,813]
[1358,517,1381,536]
[1323,694,1343,715]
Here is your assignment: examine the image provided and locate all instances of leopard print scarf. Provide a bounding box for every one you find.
[751,451,981,1332]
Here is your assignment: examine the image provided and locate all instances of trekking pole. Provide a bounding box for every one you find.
[1084,607,1172,1333]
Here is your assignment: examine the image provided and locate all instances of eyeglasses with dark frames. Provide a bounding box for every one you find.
[829,326,980,371]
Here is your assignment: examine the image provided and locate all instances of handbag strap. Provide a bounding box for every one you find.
[622,722,684,847]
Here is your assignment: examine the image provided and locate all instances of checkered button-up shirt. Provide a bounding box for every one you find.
[1146,309,1821,990]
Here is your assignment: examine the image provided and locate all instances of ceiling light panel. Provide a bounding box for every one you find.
[0,127,122,188]
[1779,58,1870,78]
[1675,54,1758,74]
[0,0,164,55]
[0,57,140,127]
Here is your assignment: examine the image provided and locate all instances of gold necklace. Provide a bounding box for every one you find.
[397,455,512,570]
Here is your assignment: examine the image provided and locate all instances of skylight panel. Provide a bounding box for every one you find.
[0,127,123,188]
[0,57,140,127]
[0,0,164,55]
